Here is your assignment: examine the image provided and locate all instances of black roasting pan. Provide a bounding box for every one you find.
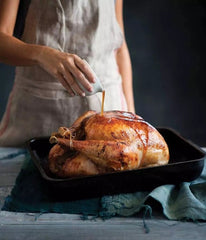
[27,128,206,200]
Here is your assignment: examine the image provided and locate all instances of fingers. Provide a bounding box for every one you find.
[56,72,75,97]
[55,62,85,96]
[74,55,95,83]
[65,55,94,93]
[62,70,86,97]
[39,47,96,96]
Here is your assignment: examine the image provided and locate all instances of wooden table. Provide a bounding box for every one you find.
[0,150,206,240]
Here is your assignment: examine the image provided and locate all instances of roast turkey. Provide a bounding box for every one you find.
[48,111,169,178]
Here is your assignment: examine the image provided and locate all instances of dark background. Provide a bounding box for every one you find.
[0,0,206,145]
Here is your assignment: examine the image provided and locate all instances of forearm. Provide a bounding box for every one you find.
[116,41,135,113]
[0,0,95,97]
[0,32,41,66]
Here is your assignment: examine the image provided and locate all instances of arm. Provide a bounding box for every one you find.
[115,0,135,113]
[0,0,94,96]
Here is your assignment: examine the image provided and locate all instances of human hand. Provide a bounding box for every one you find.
[37,46,95,96]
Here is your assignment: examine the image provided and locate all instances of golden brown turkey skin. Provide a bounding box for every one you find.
[48,111,169,178]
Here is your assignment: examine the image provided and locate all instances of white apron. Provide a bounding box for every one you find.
[0,0,127,147]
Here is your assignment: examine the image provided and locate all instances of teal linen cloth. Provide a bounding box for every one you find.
[1,148,206,221]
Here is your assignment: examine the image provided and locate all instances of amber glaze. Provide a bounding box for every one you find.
[84,111,168,162]
[101,90,105,116]
[86,111,151,150]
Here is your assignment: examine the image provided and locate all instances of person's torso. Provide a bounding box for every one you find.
[15,0,124,91]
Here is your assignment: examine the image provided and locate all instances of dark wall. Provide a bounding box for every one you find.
[124,0,206,146]
[0,0,30,119]
[0,0,205,145]
[0,65,14,117]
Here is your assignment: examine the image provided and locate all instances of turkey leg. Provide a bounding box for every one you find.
[52,137,143,170]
